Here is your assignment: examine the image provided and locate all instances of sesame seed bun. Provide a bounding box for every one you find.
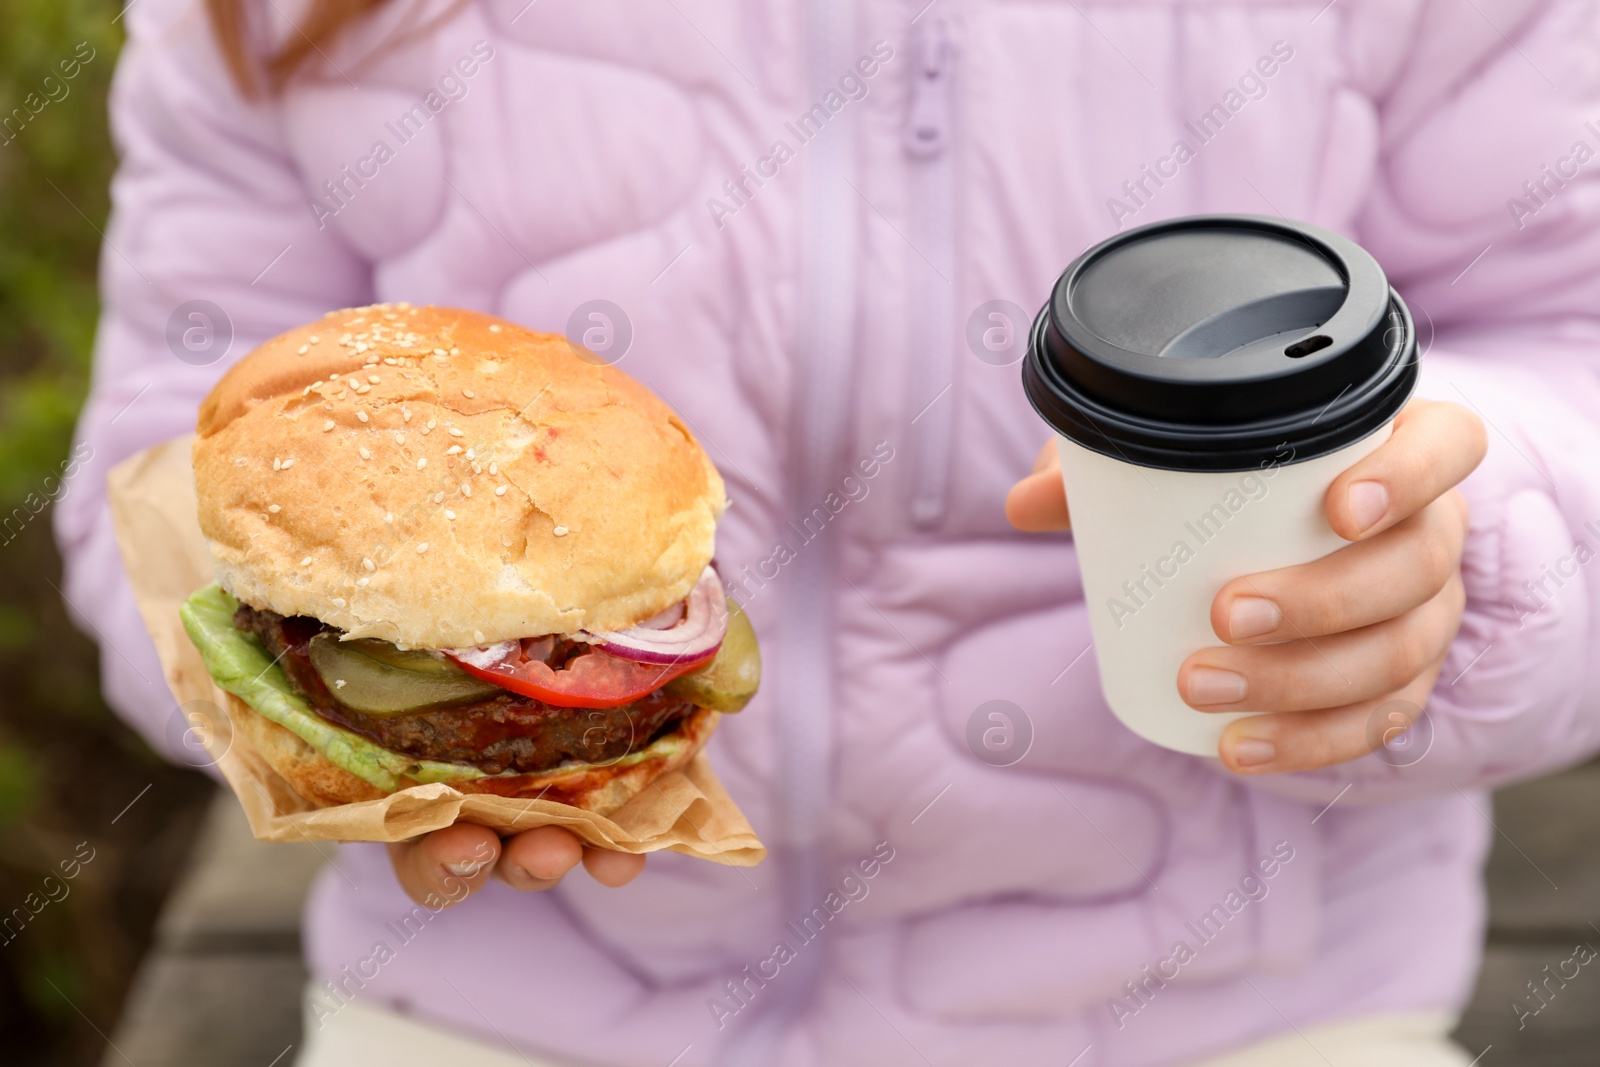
[193,305,727,649]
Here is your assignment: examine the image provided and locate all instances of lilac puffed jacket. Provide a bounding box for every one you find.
[57,1,1600,1064]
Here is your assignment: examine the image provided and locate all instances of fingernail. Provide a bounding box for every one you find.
[1227,597,1282,640]
[1230,738,1277,768]
[444,860,483,877]
[1186,666,1248,705]
[1348,480,1389,533]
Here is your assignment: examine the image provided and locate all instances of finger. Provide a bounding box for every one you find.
[582,847,647,887]
[388,822,501,907]
[494,825,584,891]
[1029,439,1058,474]
[1180,573,1464,713]
[1326,399,1485,541]
[1006,470,1071,532]
[1212,493,1467,644]
[1007,443,1070,532]
[1216,652,1446,774]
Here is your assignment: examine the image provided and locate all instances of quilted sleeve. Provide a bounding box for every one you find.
[53,1,369,762]
[1247,0,1600,803]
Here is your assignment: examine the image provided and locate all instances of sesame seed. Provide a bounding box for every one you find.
[489,463,497,475]
[433,348,447,357]
[433,492,445,503]
[281,458,294,469]
[384,357,397,366]
[359,559,374,574]
[332,597,346,608]
[297,344,309,355]
[450,347,460,356]
[355,384,370,394]
[335,678,347,689]
[444,509,457,520]
[369,375,380,384]
[488,324,501,333]
[330,372,340,380]
[495,485,507,496]
[357,410,369,423]
[471,462,482,474]
[395,432,406,445]
[356,577,369,587]
[448,427,464,437]
[461,483,472,497]
[268,504,281,513]
[356,342,369,353]
[384,512,394,523]
[273,457,281,471]
[402,407,412,422]
[553,526,568,536]
[323,420,335,432]
[417,458,427,470]
[427,418,437,430]
[445,445,463,456]
[465,449,476,460]
[309,335,320,343]
[474,630,485,644]
[300,556,314,567]
[417,542,429,553]
[358,447,371,460]
[463,388,475,398]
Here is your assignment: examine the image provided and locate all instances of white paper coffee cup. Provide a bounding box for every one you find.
[1023,216,1418,754]
[1057,427,1389,754]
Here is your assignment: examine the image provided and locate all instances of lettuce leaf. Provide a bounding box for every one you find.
[180,583,486,789]
[179,583,688,792]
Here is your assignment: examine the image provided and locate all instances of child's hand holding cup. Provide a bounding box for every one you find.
[1010,216,1484,770]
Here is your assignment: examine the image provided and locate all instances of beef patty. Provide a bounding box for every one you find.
[233,604,695,775]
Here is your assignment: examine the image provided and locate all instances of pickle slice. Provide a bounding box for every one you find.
[663,600,761,713]
[308,633,504,715]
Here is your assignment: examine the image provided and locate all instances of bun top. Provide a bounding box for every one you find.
[193,305,726,649]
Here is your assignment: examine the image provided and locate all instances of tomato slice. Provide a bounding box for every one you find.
[447,640,711,709]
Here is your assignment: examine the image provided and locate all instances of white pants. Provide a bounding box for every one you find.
[1190,1011,1472,1067]
[295,987,1471,1067]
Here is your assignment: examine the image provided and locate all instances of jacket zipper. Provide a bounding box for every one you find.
[718,0,859,1059]
[905,17,956,529]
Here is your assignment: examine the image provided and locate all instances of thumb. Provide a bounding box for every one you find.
[1008,442,1070,532]
[388,823,500,907]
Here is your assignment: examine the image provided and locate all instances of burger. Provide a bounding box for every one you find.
[179,304,759,815]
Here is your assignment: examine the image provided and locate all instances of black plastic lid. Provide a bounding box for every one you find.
[1022,215,1418,472]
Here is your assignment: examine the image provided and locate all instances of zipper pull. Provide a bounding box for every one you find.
[903,19,951,158]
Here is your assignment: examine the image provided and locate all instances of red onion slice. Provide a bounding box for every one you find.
[444,567,726,667]
[448,640,517,671]
[582,565,727,665]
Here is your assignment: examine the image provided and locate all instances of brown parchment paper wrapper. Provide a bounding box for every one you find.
[105,436,765,865]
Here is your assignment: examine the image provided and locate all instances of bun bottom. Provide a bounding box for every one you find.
[223,694,718,816]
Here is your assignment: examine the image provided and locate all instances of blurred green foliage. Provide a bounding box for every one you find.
[0,3,214,1064]
[0,1,115,505]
